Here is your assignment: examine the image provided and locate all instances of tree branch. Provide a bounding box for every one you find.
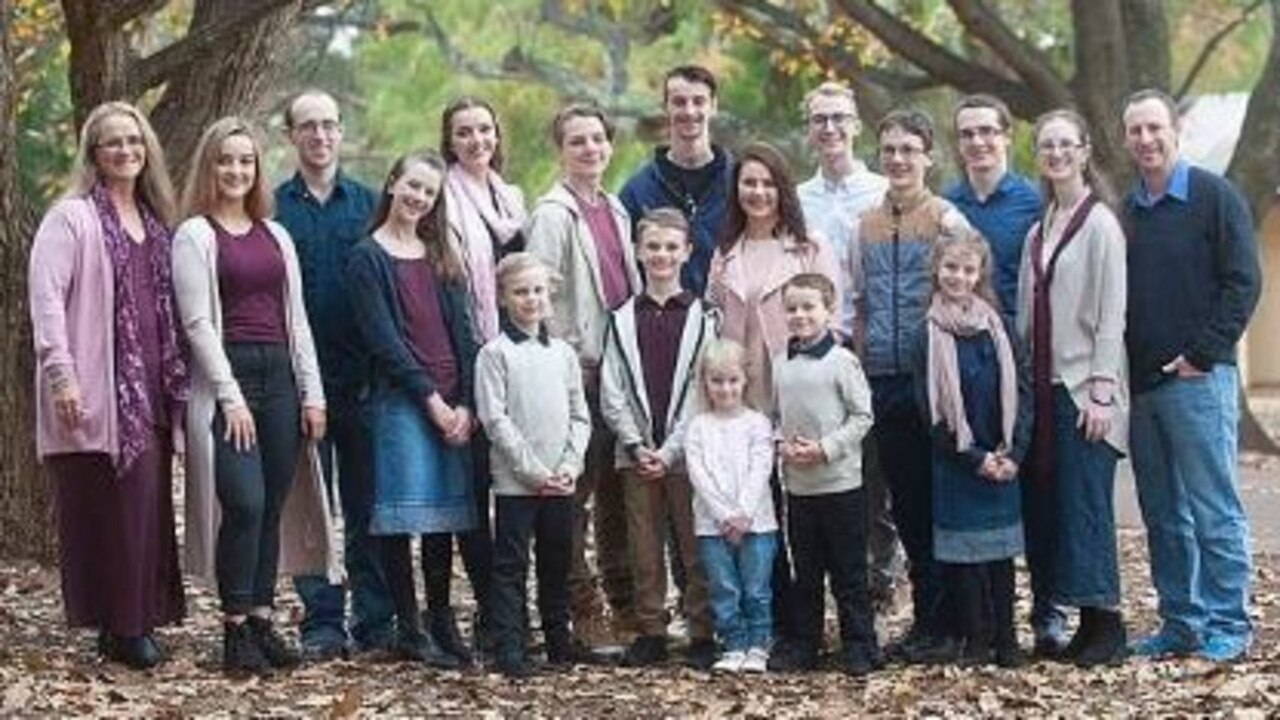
[100,0,169,28]
[827,0,1042,117]
[1175,0,1266,100]
[945,0,1071,105]
[537,0,629,95]
[127,0,305,96]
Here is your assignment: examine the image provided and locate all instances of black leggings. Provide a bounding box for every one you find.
[214,342,301,614]
[945,559,1016,649]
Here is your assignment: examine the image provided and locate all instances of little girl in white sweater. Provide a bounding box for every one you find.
[683,339,778,674]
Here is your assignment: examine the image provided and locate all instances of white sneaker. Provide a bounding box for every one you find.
[712,650,746,673]
[740,646,769,673]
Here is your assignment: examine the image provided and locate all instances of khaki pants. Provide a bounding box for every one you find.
[622,468,713,640]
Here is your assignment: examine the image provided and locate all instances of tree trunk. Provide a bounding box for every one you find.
[0,0,55,562]
[61,0,131,130]
[149,0,304,182]
[1227,0,1280,455]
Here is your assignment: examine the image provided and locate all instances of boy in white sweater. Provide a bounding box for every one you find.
[476,253,592,678]
[769,272,879,676]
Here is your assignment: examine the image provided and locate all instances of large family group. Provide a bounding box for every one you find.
[29,64,1260,681]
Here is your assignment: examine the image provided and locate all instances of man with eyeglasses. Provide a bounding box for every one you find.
[795,81,901,615]
[944,94,1065,660]
[274,90,392,661]
[945,95,1041,324]
[853,110,970,664]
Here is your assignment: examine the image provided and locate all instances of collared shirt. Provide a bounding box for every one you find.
[274,170,377,394]
[1132,159,1191,208]
[501,316,551,345]
[798,164,889,336]
[635,291,694,443]
[945,172,1041,320]
[786,330,836,360]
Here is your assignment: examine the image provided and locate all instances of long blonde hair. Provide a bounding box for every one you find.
[65,101,177,227]
[180,116,274,221]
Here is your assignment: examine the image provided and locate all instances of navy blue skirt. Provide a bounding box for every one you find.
[369,389,477,536]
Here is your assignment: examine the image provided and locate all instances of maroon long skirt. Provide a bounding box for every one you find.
[48,435,185,637]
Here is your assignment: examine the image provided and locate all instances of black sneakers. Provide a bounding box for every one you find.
[223,620,271,676]
[247,616,301,669]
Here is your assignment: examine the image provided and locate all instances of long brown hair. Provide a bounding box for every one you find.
[181,116,274,221]
[717,141,808,252]
[440,96,505,173]
[369,150,462,283]
[66,101,177,227]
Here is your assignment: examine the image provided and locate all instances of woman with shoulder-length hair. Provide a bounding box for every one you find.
[29,101,188,670]
[1016,108,1129,668]
[171,116,336,675]
[706,141,840,415]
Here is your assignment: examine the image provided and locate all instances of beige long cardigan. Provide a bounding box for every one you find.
[171,216,340,585]
[1015,200,1130,453]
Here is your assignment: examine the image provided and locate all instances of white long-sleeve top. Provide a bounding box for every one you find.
[683,409,778,537]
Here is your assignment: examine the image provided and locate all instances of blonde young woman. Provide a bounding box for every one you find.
[172,116,336,675]
[29,101,188,670]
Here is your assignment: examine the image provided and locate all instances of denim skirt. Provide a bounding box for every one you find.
[368,388,476,536]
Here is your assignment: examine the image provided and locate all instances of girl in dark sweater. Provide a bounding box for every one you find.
[345,151,480,667]
[917,228,1030,668]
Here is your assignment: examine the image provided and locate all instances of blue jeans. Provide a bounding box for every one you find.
[699,532,777,652]
[1130,365,1252,645]
[1051,386,1121,609]
[294,394,394,650]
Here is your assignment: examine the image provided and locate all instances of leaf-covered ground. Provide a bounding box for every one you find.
[0,528,1277,718]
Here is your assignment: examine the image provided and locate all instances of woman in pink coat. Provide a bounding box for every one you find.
[707,142,840,415]
[28,101,189,670]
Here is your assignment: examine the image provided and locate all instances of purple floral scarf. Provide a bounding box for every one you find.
[90,183,190,477]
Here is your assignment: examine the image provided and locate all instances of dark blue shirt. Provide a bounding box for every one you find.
[946,173,1042,319]
[274,171,377,396]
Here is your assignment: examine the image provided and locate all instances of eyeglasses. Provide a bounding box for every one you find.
[96,135,145,152]
[808,112,855,128]
[293,119,341,136]
[958,125,1004,142]
[1036,139,1085,155]
[879,144,926,159]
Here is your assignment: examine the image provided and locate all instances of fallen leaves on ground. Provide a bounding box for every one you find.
[0,532,1275,717]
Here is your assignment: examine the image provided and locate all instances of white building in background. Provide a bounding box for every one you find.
[1179,93,1280,389]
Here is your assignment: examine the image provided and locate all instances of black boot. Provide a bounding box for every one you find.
[247,616,301,669]
[393,623,461,670]
[224,620,271,675]
[1074,609,1127,668]
[428,608,473,666]
[1061,608,1096,662]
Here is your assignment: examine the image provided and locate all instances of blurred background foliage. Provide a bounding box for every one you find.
[14,0,1273,205]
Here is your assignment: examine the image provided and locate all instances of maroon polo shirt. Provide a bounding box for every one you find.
[635,291,693,444]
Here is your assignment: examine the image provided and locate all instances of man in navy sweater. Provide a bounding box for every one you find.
[619,65,732,297]
[1122,88,1261,663]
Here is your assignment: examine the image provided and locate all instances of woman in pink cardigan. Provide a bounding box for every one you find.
[706,142,840,415]
[29,101,189,670]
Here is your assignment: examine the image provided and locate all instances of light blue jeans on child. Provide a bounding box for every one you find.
[699,532,778,652]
